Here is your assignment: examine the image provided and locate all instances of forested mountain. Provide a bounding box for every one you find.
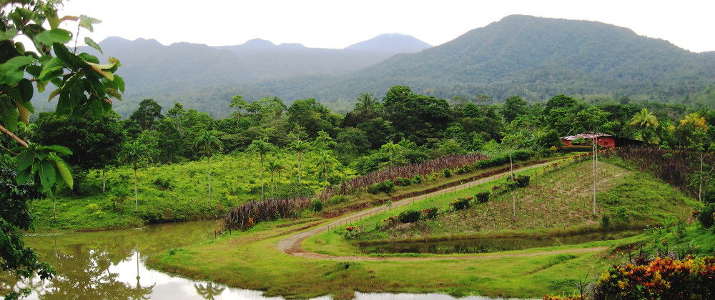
[34,34,431,116]
[34,15,715,117]
[242,15,715,106]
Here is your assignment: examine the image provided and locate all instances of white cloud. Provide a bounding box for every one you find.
[59,0,715,52]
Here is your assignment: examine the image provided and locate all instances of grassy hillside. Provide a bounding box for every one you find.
[29,151,352,231]
[310,160,696,246]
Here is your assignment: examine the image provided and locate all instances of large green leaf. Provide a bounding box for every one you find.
[84,37,102,54]
[39,57,64,80]
[0,55,35,85]
[42,145,73,156]
[79,15,101,32]
[16,151,34,172]
[34,29,72,46]
[52,157,73,189]
[39,160,56,192]
[52,43,84,69]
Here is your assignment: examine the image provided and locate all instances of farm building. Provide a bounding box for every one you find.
[561,133,616,149]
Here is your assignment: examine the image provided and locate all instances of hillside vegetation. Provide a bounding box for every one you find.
[29,151,352,231]
[345,160,696,242]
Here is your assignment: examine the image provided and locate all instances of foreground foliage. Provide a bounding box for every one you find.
[593,256,714,300]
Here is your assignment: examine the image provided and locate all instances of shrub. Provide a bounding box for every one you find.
[223,197,310,231]
[514,175,530,187]
[421,207,438,219]
[451,197,472,210]
[443,168,453,178]
[705,187,715,204]
[698,204,715,228]
[600,215,610,229]
[310,199,324,212]
[455,165,472,175]
[328,195,349,205]
[152,177,174,190]
[398,210,422,223]
[593,256,715,299]
[382,216,400,229]
[394,177,412,186]
[367,180,395,194]
[475,192,490,203]
[411,175,423,184]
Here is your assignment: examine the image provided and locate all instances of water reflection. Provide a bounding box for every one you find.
[2,221,529,300]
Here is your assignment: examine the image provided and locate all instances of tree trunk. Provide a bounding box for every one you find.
[297,152,302,185]
[208,155,212,202]
[134,167,139,210]
[260,154,265,201]
[592,138,597,215]
[53,196,56,222]
[101,169,106,194]
[509,152,514,179]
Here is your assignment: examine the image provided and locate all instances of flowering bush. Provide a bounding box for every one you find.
[343,226,360,239]
[593,256,715,299]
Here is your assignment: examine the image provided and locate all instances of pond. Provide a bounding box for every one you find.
[359,230,640,254]
[1,221,531,300]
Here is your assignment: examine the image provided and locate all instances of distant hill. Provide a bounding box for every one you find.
[240,15,715,106]
[345,33,431,53]
[34,34,430,116]
[34,15,715,116]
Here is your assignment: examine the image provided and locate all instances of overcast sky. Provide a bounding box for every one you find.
[60,0,715,53]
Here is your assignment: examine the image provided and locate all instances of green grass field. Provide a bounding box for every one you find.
[29,150,351,231]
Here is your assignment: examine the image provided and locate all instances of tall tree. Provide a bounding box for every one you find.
[628,108,660,144]
[502,96,528,123]
[194,129,223,202]
[119,136,158,209]
[248,139,274,200]
[675,113,711,202]
[383,86,452,144]
[130,99,163,131]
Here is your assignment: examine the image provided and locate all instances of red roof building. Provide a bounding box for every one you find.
[561,133,616,149]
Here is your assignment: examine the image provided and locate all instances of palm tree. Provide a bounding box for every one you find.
[266,159,284,198]
[248,139,274,200]
[289,139,309,185]
[194,282,225,300]
[194,130,223,202]
[628,108,660,144]
[120,140,151,210]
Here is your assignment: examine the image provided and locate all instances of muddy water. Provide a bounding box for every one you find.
[359,230,640,254]
[1,221,529,300]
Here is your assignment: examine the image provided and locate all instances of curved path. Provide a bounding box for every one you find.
[277,161,608,261]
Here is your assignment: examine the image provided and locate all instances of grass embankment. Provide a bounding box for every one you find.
[304,159,696,256]
[148,218,637,300]
[320,154,567,217]
[30,151,351,231]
